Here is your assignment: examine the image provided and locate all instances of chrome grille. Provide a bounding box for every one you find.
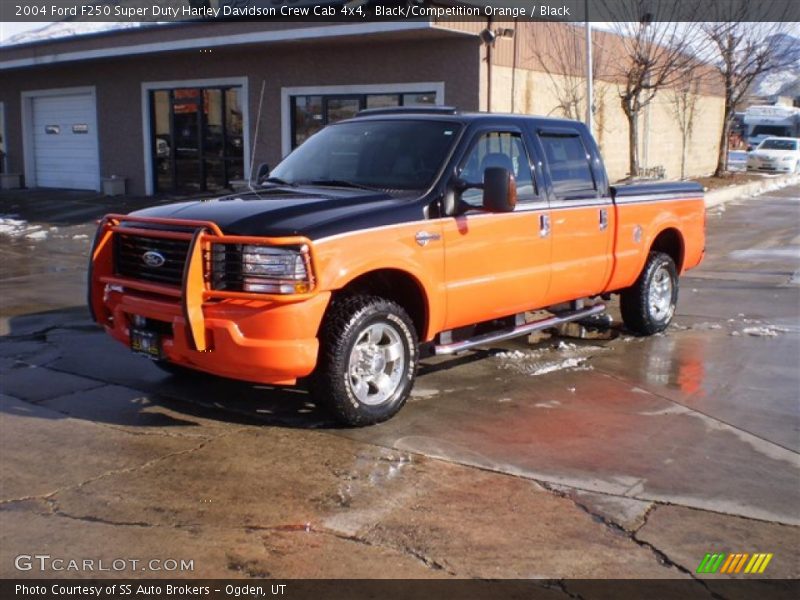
[114,234,190,287]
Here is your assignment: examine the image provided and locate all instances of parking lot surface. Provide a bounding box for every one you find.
[0,185,798,590]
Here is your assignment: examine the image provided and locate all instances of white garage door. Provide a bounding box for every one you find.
[31,92,99,190]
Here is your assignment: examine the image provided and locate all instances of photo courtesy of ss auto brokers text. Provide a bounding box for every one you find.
[0,1,799,599]
[15,583,289,597]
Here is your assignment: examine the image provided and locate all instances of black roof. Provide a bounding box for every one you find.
[350,106,584,128]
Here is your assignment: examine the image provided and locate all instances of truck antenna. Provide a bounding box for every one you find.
[248,79,267,192]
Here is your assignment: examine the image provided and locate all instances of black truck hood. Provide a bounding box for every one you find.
[130,187,425,239]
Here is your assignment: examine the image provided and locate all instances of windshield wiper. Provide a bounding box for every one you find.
[301,179,377,191]
[261,176,296,187]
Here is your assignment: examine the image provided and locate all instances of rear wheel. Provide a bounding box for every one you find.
[620,251,678,335]
[312,295,418,426]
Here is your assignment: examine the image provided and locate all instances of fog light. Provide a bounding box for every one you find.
[242,280,298,294]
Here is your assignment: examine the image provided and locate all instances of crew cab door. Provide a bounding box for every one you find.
[441,128,552,330]
[534,127,613,305]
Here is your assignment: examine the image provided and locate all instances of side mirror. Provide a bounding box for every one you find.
[255,162,270,184]
[482,167,517,213]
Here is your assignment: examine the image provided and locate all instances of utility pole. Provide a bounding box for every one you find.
[585,0,593,134]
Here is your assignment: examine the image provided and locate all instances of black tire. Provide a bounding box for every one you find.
[312,295,418,426]
[620,251,679,336]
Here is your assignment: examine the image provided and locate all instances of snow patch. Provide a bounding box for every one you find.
[25,230,48,241]
[741,325,789,337]
[410,388,440,399]
[534,399,562,409]
[640,405,689,417]
[730,247,800,261]
[749,177,800,198]
[3,22,150,47]
[494,340,604,376]
[523,357,587,376]
[0,217,48,241]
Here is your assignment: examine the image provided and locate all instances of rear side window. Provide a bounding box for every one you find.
[539,133,596,198]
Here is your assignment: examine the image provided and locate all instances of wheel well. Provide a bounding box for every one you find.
[650,228,685,273]
[334,269,428,339]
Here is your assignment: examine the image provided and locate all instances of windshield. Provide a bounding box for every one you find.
[269,119,461,190]
[758,139,798,151]
[751,125,790,138]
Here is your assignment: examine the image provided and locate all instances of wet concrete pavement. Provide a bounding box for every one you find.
[0,185,798,587]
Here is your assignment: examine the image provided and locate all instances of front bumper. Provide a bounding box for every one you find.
[104,290,329,385]
[89,214,329,385]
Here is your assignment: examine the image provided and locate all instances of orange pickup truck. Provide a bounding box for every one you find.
[89,107,705,425]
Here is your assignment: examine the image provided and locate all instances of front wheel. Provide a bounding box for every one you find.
[312,295,419,426]
[620,251,678,335]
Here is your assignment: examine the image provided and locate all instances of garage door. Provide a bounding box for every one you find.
[31,92,99,190]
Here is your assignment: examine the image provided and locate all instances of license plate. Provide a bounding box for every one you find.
[130,328,162,359]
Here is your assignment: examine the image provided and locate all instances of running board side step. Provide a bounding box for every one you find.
[433,303,607,355]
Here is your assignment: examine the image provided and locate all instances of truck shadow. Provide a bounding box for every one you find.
[0,307,340,430]
[2,306,629,432]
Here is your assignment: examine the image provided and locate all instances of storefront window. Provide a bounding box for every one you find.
[366,94,400,109]
[326,97,361,124]
[402,92,437,106]
[290,91,437,149]
[293,96,324,147]
[150,85,244,193]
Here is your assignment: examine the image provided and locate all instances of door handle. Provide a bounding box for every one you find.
[599,208,608,231]
[415,231,441,247]
[539,214,550,237]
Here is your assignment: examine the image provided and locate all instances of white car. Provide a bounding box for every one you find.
[746,137,800,174]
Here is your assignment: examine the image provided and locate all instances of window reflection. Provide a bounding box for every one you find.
[290,91,438,149]
[460,132,536,206]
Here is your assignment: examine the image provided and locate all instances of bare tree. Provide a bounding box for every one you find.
[527,23,607,123]
[701,14,797,175]
[668,65,703,179]
[599,2,703,178]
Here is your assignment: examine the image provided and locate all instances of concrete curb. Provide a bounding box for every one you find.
[704,174,800,209]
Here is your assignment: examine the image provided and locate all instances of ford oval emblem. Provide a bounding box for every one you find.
[142,250,166,268]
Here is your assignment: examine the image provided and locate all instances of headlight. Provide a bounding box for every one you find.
[781,156,793,161]
[211,244,312,294]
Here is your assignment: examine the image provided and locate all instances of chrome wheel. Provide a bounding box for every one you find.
[648,265,674,321]
[347,322,406,406]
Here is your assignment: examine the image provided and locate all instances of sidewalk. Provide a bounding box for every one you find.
[704,173,800,208]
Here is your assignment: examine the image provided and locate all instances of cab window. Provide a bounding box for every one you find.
[458,132,536,207]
